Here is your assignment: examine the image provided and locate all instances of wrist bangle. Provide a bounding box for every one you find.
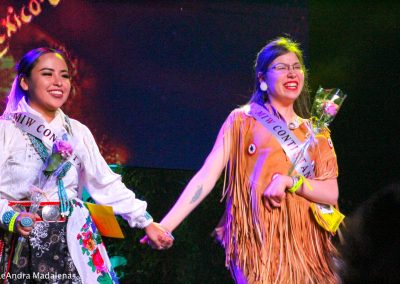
[144,211,153,221]
[20,217,33,227]
[288,175,303,193]
[8,212,19,233]
[2,210,15,225]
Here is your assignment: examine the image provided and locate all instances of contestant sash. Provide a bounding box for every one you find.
[10,112,82,169]
[249,103,314,178]
[249,104,344,233]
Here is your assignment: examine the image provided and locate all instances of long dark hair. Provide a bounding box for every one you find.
[249,37,310,118]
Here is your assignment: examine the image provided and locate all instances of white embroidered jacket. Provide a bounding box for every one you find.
[0,98,152,229]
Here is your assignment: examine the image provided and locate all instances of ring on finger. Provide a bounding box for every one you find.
[20,217,33,227]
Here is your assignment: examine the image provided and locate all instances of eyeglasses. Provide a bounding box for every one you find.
[268,63,303,73]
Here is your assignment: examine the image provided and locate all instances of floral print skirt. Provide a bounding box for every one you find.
[0,221,81,283]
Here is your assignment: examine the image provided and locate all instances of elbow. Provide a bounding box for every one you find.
[329,191,339,205]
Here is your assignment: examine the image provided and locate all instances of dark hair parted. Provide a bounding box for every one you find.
[17,47,70,78]
[17,47,72,97]
[250,37,310,118]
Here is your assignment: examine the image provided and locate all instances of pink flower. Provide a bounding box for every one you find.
[53,140,73,159]
[83,238,96,251]
[322,101,338,116]
[78,230,96,251]
[82,231,92,240]
[92,248,107,272]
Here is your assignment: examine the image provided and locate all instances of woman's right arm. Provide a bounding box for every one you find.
[0,121,12,222]
[160,120,232,233]
[0,121,36,235]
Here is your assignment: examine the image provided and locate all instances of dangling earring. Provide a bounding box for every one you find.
[260,81,268,92]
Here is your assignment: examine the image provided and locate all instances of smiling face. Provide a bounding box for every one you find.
[264,52,304,106]
[20,52,71,119]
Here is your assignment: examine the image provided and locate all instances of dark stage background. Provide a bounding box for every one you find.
[0,0,308,169]
[1,0,400,283]
[309,0,400,212]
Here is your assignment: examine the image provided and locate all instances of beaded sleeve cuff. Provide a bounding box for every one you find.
[2,211,20,232]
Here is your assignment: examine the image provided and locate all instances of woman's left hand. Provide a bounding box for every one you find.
[263,174,292,211]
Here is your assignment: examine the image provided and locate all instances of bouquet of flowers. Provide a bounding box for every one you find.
[290,86,347,234]
[289,86,347,175]
[43,139,74,178]
[309,86,347,135]
[13,138,73,264]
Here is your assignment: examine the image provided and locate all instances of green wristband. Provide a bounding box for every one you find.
[288,175,303,193]
[8,212,19,233]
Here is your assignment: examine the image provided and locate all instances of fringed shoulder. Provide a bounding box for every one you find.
[224,105,253,125]
[313,126,339,180]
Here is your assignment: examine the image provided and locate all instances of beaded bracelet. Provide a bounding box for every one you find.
[288,175,303,193]
[20,217,34,227]
[2,210,15,225]
[144,211,153,221]
[8,212,19,233]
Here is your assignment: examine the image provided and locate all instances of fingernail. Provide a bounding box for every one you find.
[165,232,174,240]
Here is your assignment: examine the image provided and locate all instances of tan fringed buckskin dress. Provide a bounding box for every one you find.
[217,106,339,284]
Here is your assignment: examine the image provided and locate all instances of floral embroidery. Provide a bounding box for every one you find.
[77,212,116,283]
[30,222,51,257]
[68,199,84,217]
[82,232,96,251]
[92,248,107,272]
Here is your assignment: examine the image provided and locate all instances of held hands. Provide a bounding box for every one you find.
[263,174,293,211]
[15,212,38,237]
[140,222,174,250]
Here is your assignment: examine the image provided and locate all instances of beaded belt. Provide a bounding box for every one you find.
[8,201,67,222]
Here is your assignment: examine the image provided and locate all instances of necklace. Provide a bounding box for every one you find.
[288,116,302,130]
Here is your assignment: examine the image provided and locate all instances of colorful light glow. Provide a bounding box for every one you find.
[0,0,61,58]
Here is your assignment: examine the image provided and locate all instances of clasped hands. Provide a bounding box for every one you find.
[13,212,175,251]
[140,222,174,250]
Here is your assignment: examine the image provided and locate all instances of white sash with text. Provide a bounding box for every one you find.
[249,103,314,178]
[11,112,82,169]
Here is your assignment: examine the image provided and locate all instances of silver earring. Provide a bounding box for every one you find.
[260,81,268,92]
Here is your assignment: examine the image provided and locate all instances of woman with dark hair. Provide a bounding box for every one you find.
[146,37,340,283]
[0,47,173,283]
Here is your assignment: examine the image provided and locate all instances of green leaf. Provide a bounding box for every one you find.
[44,153,62,172]
[88,258,96,272]
[95,235,103,244]
[110,256,127,269]
[97,273,113,284]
